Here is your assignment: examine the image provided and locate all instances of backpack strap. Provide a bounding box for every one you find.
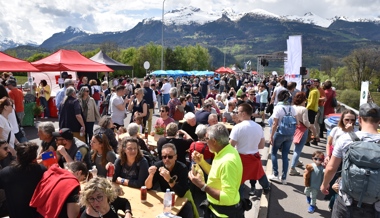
[357,169,371,208]
[348,132,360,142]
[201,142,207,154]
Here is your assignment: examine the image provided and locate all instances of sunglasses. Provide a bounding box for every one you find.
[160,110,166,112]
[162,155,175,159]
[344,119,355,122]
[313,157,324,161]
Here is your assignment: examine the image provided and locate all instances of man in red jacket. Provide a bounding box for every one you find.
[30,162,88,218]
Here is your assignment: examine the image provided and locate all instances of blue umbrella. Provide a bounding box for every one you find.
[151,70,167,76]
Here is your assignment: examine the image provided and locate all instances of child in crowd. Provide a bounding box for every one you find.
[303,150,325,213]
[133,114,144,134]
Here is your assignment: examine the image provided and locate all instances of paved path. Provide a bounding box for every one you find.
[259,129,332,218]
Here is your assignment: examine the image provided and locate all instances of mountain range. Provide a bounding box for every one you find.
[3,7,380,68]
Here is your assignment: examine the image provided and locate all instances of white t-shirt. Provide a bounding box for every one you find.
[273,86,287,105]
[0,115,15,148]
[260,89,268,103]
[161,83,171,94]
[110,95,125,125]
[329,127,349,146]
[272,104,296,123]
[230,120,264,154]
[333,131,380,159]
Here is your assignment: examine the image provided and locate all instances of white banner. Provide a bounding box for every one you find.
[360,81,369,106]
[285,35,302,90]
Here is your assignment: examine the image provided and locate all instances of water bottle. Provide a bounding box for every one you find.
[75,151,82,162]
[163,188,172,214]
[91,165,98,178]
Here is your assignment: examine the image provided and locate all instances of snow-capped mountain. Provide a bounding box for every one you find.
[283,12,333,28]
[0,39,38,51]
[149,6,379,28]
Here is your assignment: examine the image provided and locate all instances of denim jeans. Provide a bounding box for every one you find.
[271,132,293,180]
[249,174,270,190]
[290,130,309,168]
[39,97,50,117]
[163,94,170,105]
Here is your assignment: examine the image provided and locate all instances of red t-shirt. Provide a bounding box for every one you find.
[155,117,175,127]
[8,89,24,113]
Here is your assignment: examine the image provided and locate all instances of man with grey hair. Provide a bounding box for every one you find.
[181,112,198,141]
[37,121,57,162]
[157,123,193,165]
[208,114,218,126]
[58,87,86,142]
[189,124,243,217]
[55,79,75,111]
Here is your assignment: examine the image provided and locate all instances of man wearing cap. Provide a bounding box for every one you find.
[305,80,320,146]
[321,103,380,217]
[53,128,91,169]
[6,79,24,124]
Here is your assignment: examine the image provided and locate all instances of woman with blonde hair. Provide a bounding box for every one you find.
[90,132,117,177]
[112,137,149,188]
[79,177,132,218]
[78,86,101,144]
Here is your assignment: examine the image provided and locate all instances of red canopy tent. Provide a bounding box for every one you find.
[251,71,258,75]
[31,49,113,72]
[0,52,39,72]
[214,67,235,74]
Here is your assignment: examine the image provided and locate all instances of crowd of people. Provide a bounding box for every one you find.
[0,70,379,218]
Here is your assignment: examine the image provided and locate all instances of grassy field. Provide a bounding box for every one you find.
[14,76,28,84]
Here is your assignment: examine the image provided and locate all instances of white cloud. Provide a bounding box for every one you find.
[0,0,379,44]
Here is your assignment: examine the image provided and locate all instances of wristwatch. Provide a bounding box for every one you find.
[121,178,125,185]
[169,177,175,184]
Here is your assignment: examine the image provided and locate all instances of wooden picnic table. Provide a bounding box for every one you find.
[119,185,188,218]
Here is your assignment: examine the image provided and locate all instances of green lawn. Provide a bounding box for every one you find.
[14,76,28,84]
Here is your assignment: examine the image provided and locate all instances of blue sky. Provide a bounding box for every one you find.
[0,0,379,44]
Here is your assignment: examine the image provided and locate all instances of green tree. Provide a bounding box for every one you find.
[343,47,380,90]
[26,53,49,62]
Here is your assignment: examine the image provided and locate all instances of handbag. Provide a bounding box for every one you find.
[173,108,184,121]
[293,123,307,144]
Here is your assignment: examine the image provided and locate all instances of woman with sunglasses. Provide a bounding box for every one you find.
[113,137,149,188]
[323,109,357,211]
[90,133,117,178]
[0,97,17,152]
[127,88,148,127]
[80,177,132,218]
[78,87,101,144]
